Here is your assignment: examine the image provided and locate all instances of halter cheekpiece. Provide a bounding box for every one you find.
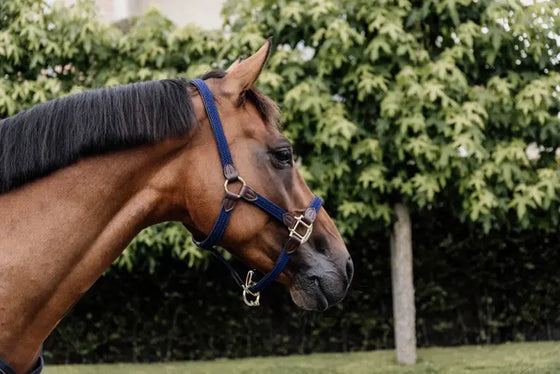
[191,78,322,306]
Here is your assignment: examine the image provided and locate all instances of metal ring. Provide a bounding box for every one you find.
[224,176,246,199]
[242,270,260,307]
[243,288,261,307]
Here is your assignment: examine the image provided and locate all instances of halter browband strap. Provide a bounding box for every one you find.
[191,78,322,306]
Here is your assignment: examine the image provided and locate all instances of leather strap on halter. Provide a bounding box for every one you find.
[190,78,322,305]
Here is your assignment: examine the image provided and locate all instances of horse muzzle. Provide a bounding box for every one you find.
[289,250,353,311]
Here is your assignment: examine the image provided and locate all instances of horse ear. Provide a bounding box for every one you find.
[226,57,243,72]
[224,39,271,96]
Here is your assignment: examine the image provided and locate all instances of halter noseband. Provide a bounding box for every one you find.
[191,78,322,307]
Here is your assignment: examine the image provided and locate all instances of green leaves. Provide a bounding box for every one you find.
[228,0,560,233]
[358,165,387,192]
[316,104,358,149]
[410,173,442,206]
[118,223,209,272]
[3,0,560,256]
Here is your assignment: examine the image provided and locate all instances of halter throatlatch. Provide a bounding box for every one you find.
[191,78,322,307]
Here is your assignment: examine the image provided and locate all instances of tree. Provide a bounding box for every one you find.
[2,0,560,363]
[222,0,560,363]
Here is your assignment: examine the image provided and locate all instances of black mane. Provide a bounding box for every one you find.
[0,72,280,194]
[0,78,195,193]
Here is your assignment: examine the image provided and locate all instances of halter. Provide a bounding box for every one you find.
[191,79,322,307]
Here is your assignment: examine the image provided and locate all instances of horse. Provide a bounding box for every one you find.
[0,41,353,374]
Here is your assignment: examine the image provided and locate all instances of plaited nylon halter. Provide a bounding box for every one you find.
[191,78,322,306]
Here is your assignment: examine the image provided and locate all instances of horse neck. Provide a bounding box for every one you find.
[0,136,192,373]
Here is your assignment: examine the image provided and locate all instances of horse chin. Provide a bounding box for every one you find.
[287,251,353,311]
[289,272,348,312]
[289,285,330,312]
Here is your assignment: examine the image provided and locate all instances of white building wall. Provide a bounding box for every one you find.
[63,0,225,29]
[112,0,131,20]
[145,0,224,29]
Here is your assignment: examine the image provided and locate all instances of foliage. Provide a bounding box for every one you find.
[2,0,560,266]
[45,215,560,362]
[223,0,560,233]
[2,0,560,363]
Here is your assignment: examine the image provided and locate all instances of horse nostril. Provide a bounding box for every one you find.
[346,257,354,283]
[312,276,320,287]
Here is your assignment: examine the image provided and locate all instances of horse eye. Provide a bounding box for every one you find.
[272,148,292,165]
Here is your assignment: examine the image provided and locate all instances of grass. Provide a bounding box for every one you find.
[45,342,560,374]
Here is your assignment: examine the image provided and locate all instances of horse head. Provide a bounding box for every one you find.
[178,41,353,311]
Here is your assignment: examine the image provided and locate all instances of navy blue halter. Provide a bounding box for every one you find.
[191,78,322,306]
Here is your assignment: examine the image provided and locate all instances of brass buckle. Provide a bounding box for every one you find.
[289,215,313,244]
[224,176,246,199]
[242,270,260,307]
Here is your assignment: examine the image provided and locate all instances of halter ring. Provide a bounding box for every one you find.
[224,176,247,199]
[242,270,260,307]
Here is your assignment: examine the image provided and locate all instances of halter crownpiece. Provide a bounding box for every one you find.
[190,78,322,306]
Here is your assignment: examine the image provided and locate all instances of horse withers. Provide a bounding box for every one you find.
[0,41,353,373]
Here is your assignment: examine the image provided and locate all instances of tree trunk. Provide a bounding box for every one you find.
[390,202,417,364]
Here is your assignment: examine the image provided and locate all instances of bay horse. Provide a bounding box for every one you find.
[0,41,353,374]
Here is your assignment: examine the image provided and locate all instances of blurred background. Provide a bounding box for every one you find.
[57,0,224,28]
[1,0,559,371]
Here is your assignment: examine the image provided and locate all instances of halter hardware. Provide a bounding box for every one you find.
[224,175,246,199]
[191,78,322,307]
[288,215,313,244]
[242,270,261,307]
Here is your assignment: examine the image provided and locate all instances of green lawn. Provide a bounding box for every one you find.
[45,342,560,374]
